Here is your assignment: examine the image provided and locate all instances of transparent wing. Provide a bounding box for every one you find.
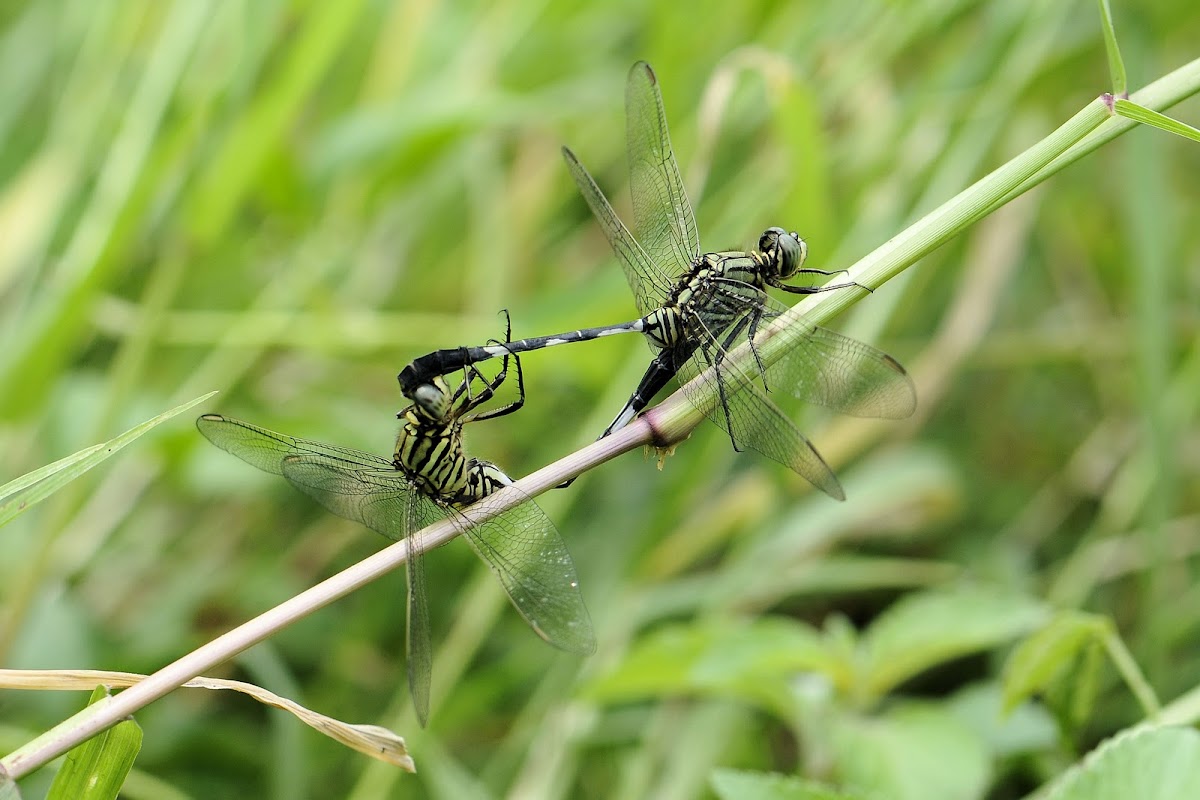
[403,493,442,727]
[673,330,846,501]
[662,286,917,421]
[754,295,917,419]
[197,414,395,475]
[278,455,442,728]
[459,471,596,655]
[563,146,673,316]
[197,415,441,725]
[625,60,700,276]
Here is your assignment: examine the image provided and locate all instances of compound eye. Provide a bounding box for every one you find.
[758,226,786,253]
[776,231,807,278]
[412,381,449,419]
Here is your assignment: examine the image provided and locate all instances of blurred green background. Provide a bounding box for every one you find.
[2,0,1199,798]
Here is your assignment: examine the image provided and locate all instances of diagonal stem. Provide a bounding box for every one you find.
[4,54,1200,781]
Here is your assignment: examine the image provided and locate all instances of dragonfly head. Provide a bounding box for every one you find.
[409,377,452,421]
[758,227,808,280]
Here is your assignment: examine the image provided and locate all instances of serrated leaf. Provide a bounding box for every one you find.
[830,703,990,800]
[46,687,141,800]
[711,768,862,800]
[0,391,216,528]
[1001,611,1106,713]
[1046,726,1200,800]
[862,588,1048,697]
[585,617,832,713]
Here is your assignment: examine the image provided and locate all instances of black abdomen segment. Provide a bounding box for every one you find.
[398,319,647,395]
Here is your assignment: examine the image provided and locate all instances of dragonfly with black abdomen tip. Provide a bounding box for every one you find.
[198,335,594,726]
[399,61,916,500]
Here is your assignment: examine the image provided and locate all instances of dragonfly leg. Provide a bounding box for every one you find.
[722,311,764,387]
[466,351,525,422]
[793,266,851,277]
[464,314,524,423]
[555,347,684,490]
[771,274,873,295]
[702,342,745,453]
[458,311,519,418]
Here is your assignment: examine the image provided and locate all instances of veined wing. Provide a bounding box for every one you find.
[755,295,917,420]
[672,330,846,501]
[278,453,441,727]
[198,414,439,725]
[626,60,701,277]
[458,469,596,656]
[563,146,673,316]
[197,414,395,475]
[200,416,422,553]
[400,490,440,728]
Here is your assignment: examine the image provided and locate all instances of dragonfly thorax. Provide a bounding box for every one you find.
[758,227,808,281]
[394,403,469,498]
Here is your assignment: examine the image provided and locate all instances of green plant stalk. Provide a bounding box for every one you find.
[4,55,1200,781]
[1102,622,1162,718]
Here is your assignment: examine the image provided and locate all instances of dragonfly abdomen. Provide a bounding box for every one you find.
[454,459,511,506]
[640,306,685,349]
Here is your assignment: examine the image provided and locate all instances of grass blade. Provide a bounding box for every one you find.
[0,391,216,528]
[45,687,141,800]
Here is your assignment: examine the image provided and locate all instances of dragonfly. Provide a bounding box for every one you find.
[197,340,595,726]
[399,61,916,500]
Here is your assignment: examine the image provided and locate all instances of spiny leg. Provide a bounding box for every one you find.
[456,310,515,417]
[772,274,871,295]
[464,312,525,423]
[465,350,524,423]
[701,341,743,453]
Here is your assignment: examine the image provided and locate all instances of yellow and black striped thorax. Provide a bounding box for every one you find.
[642,251,769,349]
[393,377,516,507]
[394,377,470,501]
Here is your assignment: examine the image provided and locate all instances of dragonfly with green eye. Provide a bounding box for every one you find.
[198,337,594,726]
[399,62,916,499]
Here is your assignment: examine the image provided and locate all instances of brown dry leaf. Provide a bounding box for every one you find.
[0,669,414,772]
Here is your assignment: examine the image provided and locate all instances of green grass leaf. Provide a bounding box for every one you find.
[1113,99,1200,143]
[45,687,141,800]
[1096,0,1127,95]
[0,391,216,529]
[1001,611,1106,713]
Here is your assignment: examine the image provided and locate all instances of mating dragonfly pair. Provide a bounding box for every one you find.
[199,62,916,725]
